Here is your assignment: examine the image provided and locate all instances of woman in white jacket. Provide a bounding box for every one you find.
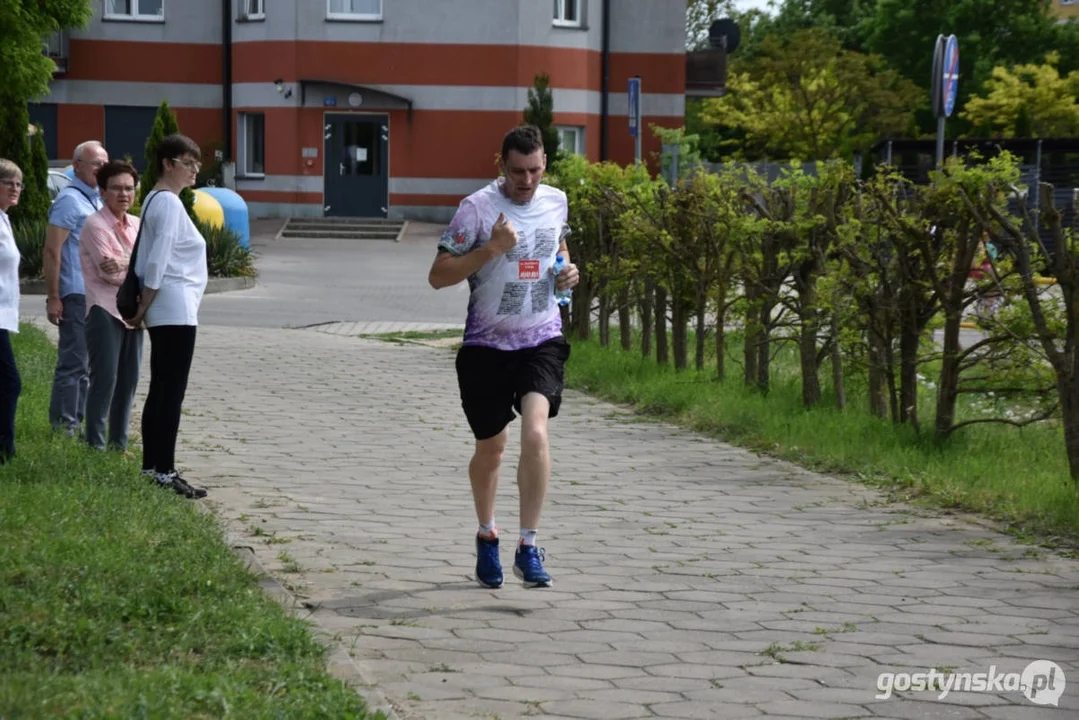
[0,159,22,463]
[130,134,208,499]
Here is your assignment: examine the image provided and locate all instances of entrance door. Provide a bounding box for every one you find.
[323,114,388,217]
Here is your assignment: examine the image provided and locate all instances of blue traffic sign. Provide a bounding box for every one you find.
[942,35,959,117]
[628,77,641,137]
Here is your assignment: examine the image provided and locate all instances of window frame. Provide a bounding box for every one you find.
[556,126,585,157]
[103,0,165,22]
[238,0,265,20]
[553,0,583,28]
[238,112,266,178]
[326,0,383,21]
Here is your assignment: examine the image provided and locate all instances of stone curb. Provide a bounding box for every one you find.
[18,275,257,296]
[220,523,404,720]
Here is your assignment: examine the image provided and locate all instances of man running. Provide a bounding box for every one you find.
[428,124,580,589]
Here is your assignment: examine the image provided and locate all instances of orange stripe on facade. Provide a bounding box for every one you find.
[609,53,687,97]
[231,43,683,94]
[233,107,670,181]
[173,108,223,156]
[65,39,221,85]
[57,104,104,161]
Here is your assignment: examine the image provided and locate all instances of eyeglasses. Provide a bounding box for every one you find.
[0,180,22,190]
[172,158,202,171]
[106,185,136,193]
[78,159,106,169]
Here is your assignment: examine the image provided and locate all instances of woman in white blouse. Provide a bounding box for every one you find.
[0,159,23,463]
[130,134,208,499]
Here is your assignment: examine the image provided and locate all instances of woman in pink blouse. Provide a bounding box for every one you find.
[80,160,144,452]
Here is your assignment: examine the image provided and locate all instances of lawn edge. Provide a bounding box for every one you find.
[202,501,405,720]
[399,332,1079,554]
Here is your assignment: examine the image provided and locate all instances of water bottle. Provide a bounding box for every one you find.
[551,254,572,307]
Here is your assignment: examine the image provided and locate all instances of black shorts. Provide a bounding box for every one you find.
[455,336,571,440]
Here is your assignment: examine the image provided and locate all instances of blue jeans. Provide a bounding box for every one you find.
[0,329,20,459]
[49,293,89,433]
[85,306,143,451]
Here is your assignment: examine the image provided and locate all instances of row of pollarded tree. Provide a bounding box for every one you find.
[547,153,1079,478]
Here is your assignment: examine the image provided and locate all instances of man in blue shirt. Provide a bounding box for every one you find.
[45,140,107,435]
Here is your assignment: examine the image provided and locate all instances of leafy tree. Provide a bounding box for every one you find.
[724,1,1079,136]
[962,53,1079,137]
[699,29,921,161]
[0,106,32,219]
[651,125,703,183]
[14,124,51,224]
[685,0,736,50]
[137,101,196,225]
[0,0,91,125]
[862,0,1079,133]
[523,73,560,163]
[0,0,90,211]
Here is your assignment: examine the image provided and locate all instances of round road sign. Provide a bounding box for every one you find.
[942,34,959,117]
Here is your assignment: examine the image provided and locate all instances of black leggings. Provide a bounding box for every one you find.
[141,325,196,474]
[0,330,21,459]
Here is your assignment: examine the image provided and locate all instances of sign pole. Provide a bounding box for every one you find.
[936,115,946,168]
[628,76,642,164]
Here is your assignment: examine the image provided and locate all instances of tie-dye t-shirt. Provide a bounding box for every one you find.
[438,179,570,351]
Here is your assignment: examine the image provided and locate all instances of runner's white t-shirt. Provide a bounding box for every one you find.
[439,179,569,351]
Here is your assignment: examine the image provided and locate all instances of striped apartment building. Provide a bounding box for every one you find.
[34,0,692,221]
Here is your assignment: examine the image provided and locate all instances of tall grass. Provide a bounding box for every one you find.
[0,325,378,719]
[565,331,1079,546]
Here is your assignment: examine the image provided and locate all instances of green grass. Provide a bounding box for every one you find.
[0,325,379,719]
[565,332,1079,547]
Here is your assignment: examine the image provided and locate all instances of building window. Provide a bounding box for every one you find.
[239,0,265,20]
[553,0,582,27]
[327,0,382,20]
[105,0,164,21]
[239,113,265,176]
[556,126,585,156]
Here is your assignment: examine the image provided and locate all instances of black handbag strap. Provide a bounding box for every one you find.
[62,183,100,210]
[129,190,163,272]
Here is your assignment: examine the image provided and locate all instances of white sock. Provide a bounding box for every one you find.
[520,529,537,546]
[478,520,497,539]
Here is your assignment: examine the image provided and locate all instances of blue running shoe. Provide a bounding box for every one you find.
[475,534,503,588]
[513,544,552,588]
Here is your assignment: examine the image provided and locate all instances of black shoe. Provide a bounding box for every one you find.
[158,471,207,499]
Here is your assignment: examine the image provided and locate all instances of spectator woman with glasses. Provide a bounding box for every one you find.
[0,159,23,463]
[80,160,144,454]
[129,134,208,499]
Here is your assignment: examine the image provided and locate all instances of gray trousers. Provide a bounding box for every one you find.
[85,305,144,451]
[49,293,89,433]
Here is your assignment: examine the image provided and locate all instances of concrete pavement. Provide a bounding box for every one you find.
[180,324,1079,720]
[23,223,1079,719]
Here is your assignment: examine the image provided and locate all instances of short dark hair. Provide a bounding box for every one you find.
[97,160,139,191]
[154,133,201,175]
[501,125,544,162]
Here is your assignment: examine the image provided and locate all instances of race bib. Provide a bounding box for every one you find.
[518,259,540,280]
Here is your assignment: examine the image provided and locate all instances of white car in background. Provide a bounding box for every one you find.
[47,169,71,200]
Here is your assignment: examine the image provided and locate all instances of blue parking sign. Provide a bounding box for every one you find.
[628,77,641,137]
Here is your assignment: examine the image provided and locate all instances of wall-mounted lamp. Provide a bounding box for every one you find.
[273,78,293,99]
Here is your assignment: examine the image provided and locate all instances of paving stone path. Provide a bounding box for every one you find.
[167,324,1079,720]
